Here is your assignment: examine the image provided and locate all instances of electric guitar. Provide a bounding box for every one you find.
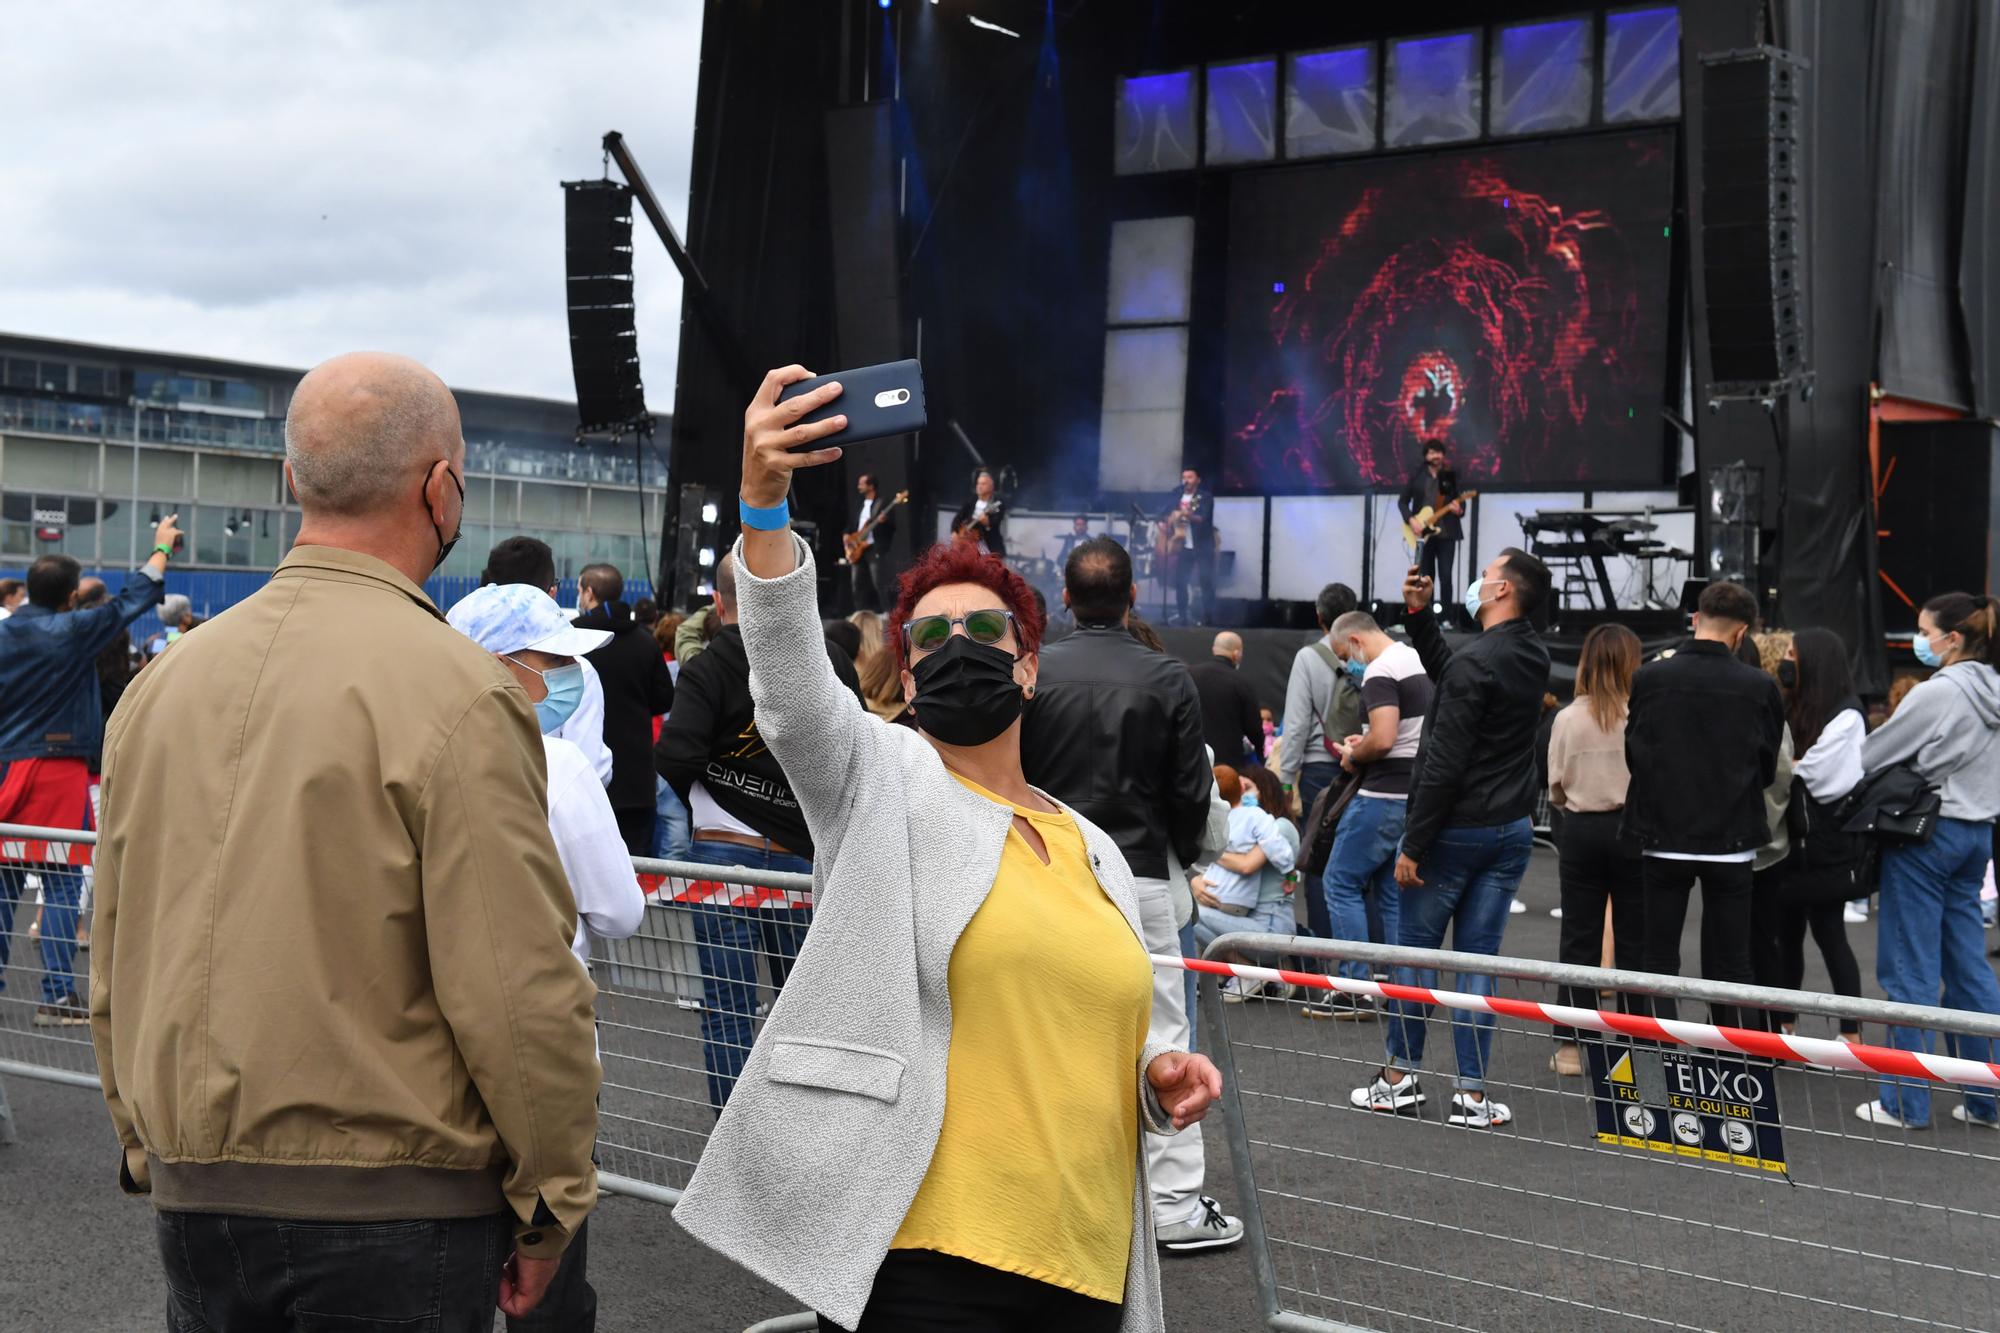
[841,490,909,564]
[1401,490,1479,557]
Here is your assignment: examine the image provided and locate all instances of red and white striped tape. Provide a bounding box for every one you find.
[1155,953,2000,1092]
[638,872,813,911]
[0,838,91,868]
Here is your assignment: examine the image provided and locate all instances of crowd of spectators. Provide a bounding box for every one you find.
[2,354,1998,1329]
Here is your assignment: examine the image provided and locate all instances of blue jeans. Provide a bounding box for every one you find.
[653,776,691,861]
[1384,819,1533,1092]
[684,839,815,1114]
[1875,816,2000,1125]
[0,863,82,1004]
[1320,795,1405,984]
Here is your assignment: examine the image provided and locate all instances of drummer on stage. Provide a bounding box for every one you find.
[951,468,1006,556]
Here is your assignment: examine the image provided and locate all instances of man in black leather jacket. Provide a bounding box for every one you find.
[576,562,677,855]
[1020,535,1243,1253]
[1621,580,1783,1026]
[1349,549,1551,1131]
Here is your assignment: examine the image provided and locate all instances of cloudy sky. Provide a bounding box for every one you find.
[1,2,702,406]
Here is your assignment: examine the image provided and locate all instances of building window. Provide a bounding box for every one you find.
[1098,216,1196,493]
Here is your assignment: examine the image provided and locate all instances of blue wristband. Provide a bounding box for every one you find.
[739,496,790,531]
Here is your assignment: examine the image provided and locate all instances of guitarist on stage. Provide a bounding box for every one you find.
[1160,466,1216,627]
[847,472,897,612]
[1398,441,1467,595]
[950,468,1007,557]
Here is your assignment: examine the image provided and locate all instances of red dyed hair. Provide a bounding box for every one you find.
[888,540,1045,672]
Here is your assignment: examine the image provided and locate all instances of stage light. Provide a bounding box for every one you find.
[877,0,890,8]
[1272,281,1285,293]
[698,547,715,568]
[701,502,719,524]
[968,14,1021,36]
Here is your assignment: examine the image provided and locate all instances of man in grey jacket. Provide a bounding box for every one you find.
[1275,582,1361,934]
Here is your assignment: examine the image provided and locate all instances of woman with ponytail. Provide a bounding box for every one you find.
[1855,593,2000,1129]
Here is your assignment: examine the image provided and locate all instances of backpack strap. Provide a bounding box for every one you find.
[1307,642,1343,756]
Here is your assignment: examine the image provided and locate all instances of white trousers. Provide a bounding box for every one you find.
[1133,874,1205,1227]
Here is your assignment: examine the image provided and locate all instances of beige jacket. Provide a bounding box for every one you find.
[90,545,600,1258]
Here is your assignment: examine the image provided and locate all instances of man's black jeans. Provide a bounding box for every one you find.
[156,1210,511,1332]
[1638,855,1758,1030]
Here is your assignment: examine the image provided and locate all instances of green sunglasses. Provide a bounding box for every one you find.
[902,608,1017,656]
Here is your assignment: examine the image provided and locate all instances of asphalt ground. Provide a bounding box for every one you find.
[6,849,1999,1332]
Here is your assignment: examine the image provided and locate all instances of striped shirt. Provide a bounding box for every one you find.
[1358,641,1432,799]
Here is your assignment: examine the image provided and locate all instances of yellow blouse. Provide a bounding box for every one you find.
[890,773,1154,1302]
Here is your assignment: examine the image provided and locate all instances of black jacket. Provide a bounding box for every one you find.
[1020,625,1212,879]
[577,602,677,812]
[950,499,1005,555]
[852,496,896,558]
[1188,655,1263,768]
[1398,467,1463,541]
[1621,639,1785,854]
[655,623,861,854]
[1401,611,1550,864]
[1160,488,1214,541]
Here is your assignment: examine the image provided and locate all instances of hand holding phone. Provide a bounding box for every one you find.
[775,359,926,449]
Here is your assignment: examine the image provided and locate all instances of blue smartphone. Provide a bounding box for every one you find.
[775,359,926,448]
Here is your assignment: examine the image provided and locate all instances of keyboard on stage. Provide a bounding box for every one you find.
[1516,507,1693,611]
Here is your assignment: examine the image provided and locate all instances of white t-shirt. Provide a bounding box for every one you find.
[552,658,614,786]
[690,781,762,839]
[543,734,646,971]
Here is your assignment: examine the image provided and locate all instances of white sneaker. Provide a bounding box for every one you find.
[1220,977,1246,1004]
[1350,1072,1425,1113]
[1844,901,1869,924]
[1548,906,1564,919]
[1156,1196,1245,1252]
[1950,1105,2000,1129]
[1855,1100,1926,1129]
[1447,1092,1513,1128]
[1508,898,1527,915]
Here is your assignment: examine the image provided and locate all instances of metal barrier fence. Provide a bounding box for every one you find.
[1193,934,2000,1333]
[12,818,2000,1333]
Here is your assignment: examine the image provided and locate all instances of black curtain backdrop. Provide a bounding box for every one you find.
[1872,0,1978,410]
[664,0,850,610]
[1965,5,2000,417]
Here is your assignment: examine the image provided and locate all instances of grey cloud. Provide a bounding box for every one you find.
[0,1,701,404]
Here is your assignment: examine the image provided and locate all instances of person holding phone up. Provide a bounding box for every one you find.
[672,366,1221,1333]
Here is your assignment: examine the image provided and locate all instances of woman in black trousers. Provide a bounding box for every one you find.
[1545,625,1646,1076]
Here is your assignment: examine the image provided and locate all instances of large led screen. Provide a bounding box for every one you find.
[1224,131,1676,491]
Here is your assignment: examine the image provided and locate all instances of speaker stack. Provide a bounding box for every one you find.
[562,179,649,435]
[1699,47,1811,401]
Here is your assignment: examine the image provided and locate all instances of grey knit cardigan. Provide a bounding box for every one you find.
[673,536,1181,1333]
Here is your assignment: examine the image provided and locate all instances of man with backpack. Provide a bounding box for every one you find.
[1275,582,1362,940]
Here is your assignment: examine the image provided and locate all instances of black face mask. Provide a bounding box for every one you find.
[910,635,1024,747]
[1777,659,1798,690]
[430,465,465,573]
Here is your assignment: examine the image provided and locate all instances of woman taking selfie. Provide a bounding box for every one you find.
[674,367,1222,1333]
[1855,593,2000,1129]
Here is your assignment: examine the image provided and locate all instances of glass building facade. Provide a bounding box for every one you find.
[0,334,667,611]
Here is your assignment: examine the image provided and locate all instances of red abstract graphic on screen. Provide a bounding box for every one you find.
[1224,133,1674,490]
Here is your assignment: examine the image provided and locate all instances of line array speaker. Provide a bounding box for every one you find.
[563,179,648,434]
[1699,47,1809,391]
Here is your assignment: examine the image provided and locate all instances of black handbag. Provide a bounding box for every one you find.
[1833,764,1941,845]
[1299,768,1365,880]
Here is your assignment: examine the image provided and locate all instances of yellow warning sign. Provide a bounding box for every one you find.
[1606,1052,1634,1086]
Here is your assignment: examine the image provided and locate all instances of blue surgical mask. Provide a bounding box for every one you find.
[1464,576,1492,623]
[1342,654,1367,683]
[509,656,586,734]
[1914,631,1943,669]
[1239,789,1260,809]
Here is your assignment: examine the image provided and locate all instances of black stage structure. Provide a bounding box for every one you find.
[657,0,2000,694]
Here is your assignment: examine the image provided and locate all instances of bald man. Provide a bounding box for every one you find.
[1189,628,1265,769]
[93,353,600,1329]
